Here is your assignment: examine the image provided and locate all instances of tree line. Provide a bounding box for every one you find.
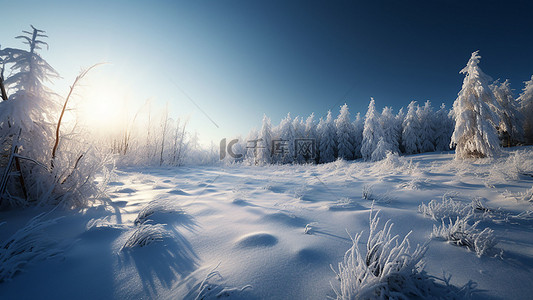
[242,51,533,164]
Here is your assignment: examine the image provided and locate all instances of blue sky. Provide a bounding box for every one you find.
[2,0,533,145]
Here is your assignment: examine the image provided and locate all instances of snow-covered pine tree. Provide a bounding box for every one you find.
[518,75,533,144]
[361,98,384,160]
[371,137,392,161]
[417,101,436,153]
[292,116,308,163]
[304,113,317,140]
[0,26,59,164]
[451,51,501,159]
[352,112,364,159]
[490,79,525,146]
[292,116,305,139]
[318,111,336,163]
[335,103,355,160]
[257,114,273,165]
[304,113,317,162]
[401,101,421,155]
[433,103,454,151]
[244,128,259,165]
[315,117,324,163]
[395,107,405,152]
[380,106,400,154]
[277,113,296,164]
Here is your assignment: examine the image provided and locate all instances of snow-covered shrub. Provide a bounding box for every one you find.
[506,185,533,203]
[371,152,420,176]
[331,210,473,299]
[47,147,112,209]
[398,177,430,190]
[521,186,533,202]
[0,213,62,282]
[431,214,497,257]
[488,149,533,182]
[121,223,168,250]
[362,184,373,200]
[418,193,473,221]
[329,197,362,211]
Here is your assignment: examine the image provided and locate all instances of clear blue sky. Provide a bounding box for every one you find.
[2,0,533,144]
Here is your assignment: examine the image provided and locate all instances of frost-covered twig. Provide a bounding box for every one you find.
[51,63,105,169]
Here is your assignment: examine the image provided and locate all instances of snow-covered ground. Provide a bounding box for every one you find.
[1,148,533,299]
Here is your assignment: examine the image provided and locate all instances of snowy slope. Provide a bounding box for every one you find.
[1,148,533,299]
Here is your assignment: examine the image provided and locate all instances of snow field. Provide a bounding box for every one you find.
[0,149,533,299]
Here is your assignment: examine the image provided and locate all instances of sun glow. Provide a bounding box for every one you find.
[75,75,130,133]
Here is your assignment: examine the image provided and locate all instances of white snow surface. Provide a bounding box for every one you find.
[1,148,533,299]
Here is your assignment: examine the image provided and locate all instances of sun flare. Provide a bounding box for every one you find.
[76,76,129,132]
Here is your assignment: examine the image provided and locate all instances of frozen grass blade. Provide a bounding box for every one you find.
[431,214,498,257]
[121,223,168,250]
[0,212,62,282]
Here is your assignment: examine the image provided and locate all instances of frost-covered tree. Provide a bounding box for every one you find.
[256,114,273,165]
[380,106,400,154]
[417,101,435,153]
[317,111,336,163]
[0,26,59,162]
[276,113,296,164]
[361,98,384,160]
[433,104,453,151]
[0,26,107,207]
[304,113,318,162]
[402,101,421,155]
[304,113,317,140]
[335,103,355,160]
[352,112,364,159]
[395,108,405,152]
[518,75,533,144]
[244,128,259,165]
[371,137,393,161]
[292,116,305,139]
[490,79,524,146]
[451,51,501,159]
